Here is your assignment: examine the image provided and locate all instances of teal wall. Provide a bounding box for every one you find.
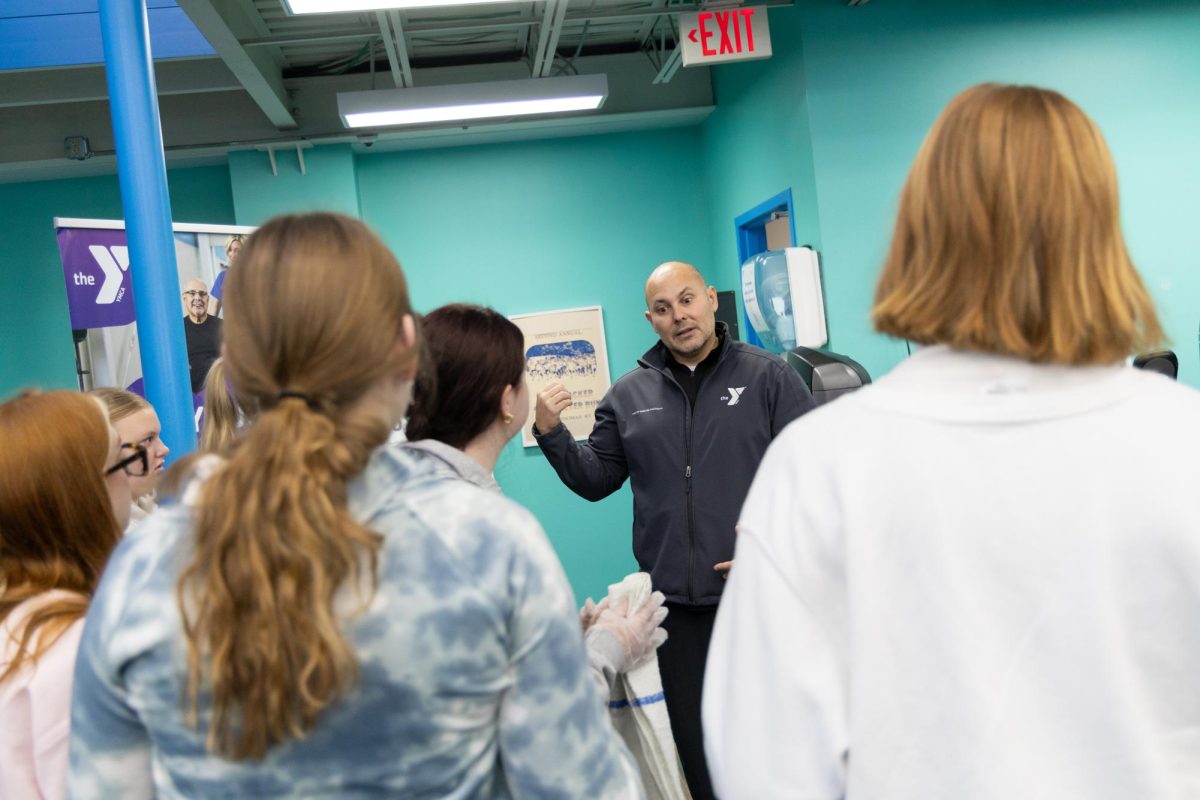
[356,128,714,603]
[229,144,360,225]
[793,0,1200,385]
[699,5,822,322]
[0,165,235,398]
[700,0,1200,386]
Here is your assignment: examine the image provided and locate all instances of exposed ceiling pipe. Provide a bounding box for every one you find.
[388,11,416,86]
[375,11,406,87]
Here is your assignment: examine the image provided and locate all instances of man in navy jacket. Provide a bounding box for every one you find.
[534,261,815,799]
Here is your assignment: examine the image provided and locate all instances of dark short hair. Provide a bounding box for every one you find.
[405,304,525,449]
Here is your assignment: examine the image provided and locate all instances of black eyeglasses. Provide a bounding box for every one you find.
[106,444,149,477]
[183,290,209,299]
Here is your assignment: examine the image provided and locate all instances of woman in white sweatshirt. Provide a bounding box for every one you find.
[703,83,1200,800]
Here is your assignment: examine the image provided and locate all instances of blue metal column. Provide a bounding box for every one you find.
[99,0,195,459]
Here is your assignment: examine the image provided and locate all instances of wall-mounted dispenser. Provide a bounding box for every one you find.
[741,246,827,353]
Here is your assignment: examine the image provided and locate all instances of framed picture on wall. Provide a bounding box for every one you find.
[509,305,611,448]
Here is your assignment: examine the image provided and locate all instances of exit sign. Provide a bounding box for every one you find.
[679,7,772,67]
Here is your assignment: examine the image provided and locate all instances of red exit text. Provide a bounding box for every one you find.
[687,8,759,56]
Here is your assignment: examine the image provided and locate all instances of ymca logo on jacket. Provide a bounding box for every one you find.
[721,387,747,406]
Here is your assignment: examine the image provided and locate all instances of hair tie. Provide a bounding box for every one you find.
[277,391,320,411]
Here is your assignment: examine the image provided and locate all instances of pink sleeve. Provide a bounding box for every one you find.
[29,619,85,800]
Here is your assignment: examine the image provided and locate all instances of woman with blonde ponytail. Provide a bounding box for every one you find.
[197,358,241,454]
[67,213,643,798]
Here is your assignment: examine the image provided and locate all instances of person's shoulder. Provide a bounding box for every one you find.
[0,592,86,665]
[615,361,656,385]
[361,449,559,587]
[772,383,877,446]
[25,614,85,691]
[727,339,788,366]
[380,475,564,598]
[1123,369,1200,421]
[725,341,801,386]
[401,476,542,544]
[367,455,546,557]
[90,501,195,630]
[608,358,665,398]
[1126,367,1200,397]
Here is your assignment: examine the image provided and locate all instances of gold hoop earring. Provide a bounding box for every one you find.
[502,412,514,425]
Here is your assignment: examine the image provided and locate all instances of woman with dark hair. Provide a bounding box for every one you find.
[404,303,530,485]
[0,390,134,799]
[404,304,669,697]
[704,84,1200,798]
[67,215,644,798]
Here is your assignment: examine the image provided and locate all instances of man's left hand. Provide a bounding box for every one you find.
[713,561,734,579]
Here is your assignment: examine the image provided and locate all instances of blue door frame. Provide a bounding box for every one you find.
[734,189,795,348]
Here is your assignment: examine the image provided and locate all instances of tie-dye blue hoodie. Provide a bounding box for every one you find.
[67,447,643,799]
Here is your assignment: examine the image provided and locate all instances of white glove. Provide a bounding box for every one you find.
[579,596,607,633]
[587,591,669,670]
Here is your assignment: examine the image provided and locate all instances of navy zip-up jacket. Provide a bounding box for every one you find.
[535,325,815,605]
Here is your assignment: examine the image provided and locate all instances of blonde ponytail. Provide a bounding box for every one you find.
[198,358,240,454]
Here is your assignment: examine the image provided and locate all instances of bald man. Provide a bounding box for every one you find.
[181,278,222,394]
[534,262,815,798]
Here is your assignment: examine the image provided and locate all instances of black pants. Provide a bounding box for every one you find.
[658,603,718,800]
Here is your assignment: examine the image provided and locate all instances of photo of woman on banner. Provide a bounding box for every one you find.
[208,233,242,319]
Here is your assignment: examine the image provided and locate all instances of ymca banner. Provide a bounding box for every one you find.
[59,227,137,330]
[54,218,254,418]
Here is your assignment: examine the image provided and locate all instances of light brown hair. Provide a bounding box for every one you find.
[176,213,418,760]
[198,358,239,454]
[90,386,151,423]
[872,83,1162,365]
[0,391,122,682]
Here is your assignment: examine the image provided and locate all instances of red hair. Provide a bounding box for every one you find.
[0,391,122,681]
[873,83,1162,364]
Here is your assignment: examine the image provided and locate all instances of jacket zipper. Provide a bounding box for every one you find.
[659,365,696,604]
[684,406,695,605]
[643,331,731,605]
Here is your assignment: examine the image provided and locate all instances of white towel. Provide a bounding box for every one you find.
[604,573,692,800]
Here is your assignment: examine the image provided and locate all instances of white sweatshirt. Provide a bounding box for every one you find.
[703,346,1200,800]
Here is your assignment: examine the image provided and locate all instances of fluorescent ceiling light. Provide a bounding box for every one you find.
[338,75,609,129]
[285,0,519,12]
